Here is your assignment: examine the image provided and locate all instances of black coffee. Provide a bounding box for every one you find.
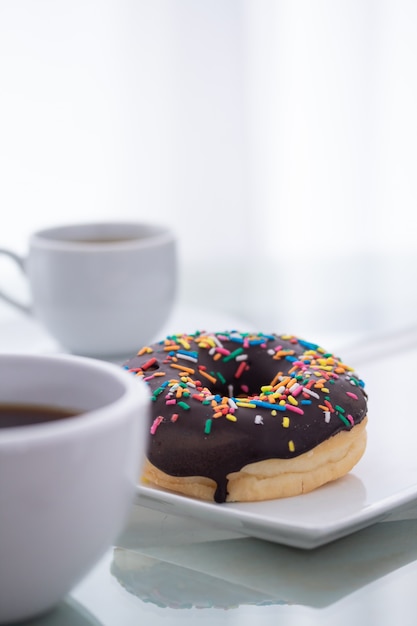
[0,404,83,428]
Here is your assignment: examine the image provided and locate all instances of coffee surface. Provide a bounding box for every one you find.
[0,404,82,428]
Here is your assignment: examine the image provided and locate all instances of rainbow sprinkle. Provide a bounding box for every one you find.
[126,331,367,445]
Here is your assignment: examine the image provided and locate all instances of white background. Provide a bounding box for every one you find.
[1,0,416,341]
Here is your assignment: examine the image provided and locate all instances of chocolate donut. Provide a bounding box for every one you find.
[125,331,368,503]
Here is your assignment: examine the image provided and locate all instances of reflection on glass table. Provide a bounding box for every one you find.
[67,502,417,626]
[112,505,417,610]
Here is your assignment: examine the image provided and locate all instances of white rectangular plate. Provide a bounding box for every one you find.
[135,348,417,549]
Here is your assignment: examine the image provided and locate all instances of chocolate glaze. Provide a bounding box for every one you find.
[124,331,368,503]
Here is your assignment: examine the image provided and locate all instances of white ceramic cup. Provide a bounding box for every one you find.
[0,352,149,624]
[0,222,177,357]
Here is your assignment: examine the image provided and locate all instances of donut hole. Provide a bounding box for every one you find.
[236,382,264,398]
[233,361,270,398]
[212,360,268,399]
[200,353,277,398]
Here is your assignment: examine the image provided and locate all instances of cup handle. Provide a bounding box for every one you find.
[0,248,31,314]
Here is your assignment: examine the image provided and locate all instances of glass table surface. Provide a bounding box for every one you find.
[2,303,417,626]
[24,503,417,626]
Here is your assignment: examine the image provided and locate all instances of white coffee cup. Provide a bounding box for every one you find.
[0,222,177,357]
[0,352,149,624]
